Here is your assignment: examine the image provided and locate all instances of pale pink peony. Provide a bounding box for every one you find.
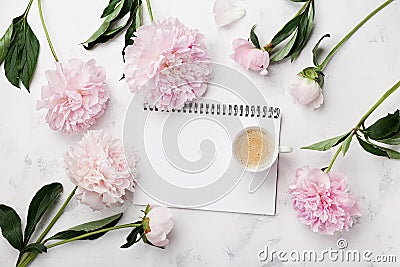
[290,76,324,109]
[230,38,269,75]
[289,166,361,235]
[37,58,109,134]
[124,18,212,110]
[143,206,173,247]
[64,130,135,210]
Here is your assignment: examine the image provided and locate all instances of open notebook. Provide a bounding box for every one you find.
[123,64,280,215]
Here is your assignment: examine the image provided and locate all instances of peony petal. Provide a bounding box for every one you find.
[213,0,245,27]
[214,9,245,27]
[79,189,104,211]
[290,77,322,106]
[144,206,173,247]
[307,88,324,109]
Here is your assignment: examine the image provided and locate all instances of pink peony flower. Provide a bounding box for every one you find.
[289,166,361,235]
[291,76,324,109]
[124,18,212,110]
[213,0,245,27]
[230,38,269,75]
[64,130,135,210]
[143,206,173,247]
[37,58,109,134]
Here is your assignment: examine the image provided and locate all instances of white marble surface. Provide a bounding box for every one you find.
[1,0,400,266]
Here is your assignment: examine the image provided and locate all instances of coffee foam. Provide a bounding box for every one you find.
[233,128,274,169]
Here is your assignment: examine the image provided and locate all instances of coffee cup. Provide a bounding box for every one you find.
[232,126,292,172]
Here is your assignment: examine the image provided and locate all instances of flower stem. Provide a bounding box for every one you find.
[326,146,342,173]
[38,0,59,62]
[318,0,394,71]
[46,223,142,249]
[16,187,77,267]
[145,0,154,23]
[325,80,400,173]
[356,80,400,128]
[37,186,77,243]
[17,222,142,267]
[23,0,34,18]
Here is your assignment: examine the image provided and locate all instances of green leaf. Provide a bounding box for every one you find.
[101,0,123,18]
[82,0,126,48]
[120,223,143,248]
[363,110,400,141]
[83,21,129,50]
[357,136,400,159]
[112,0,134,22]
[24,183,63,245]
[0,23,13,64]
[0,204,23,250]
[270,15,302,47]
[377,131,400,145]
[249,25,261,49]
[341,133,353,156]
[301,132,350,151]
[83,0,141,51]
[48,213,123,241]
[4,16,40,91]
[123,0,142,58]
[24,243,47,254]
[270,31,297,62]
[290,2,314,62]
[312,34,330,67]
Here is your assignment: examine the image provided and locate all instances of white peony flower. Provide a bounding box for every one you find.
[64,130,135,210]
[291,75,324,109]
[143,206,173,247]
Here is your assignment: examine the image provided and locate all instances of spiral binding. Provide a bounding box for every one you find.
[143,102,280,118]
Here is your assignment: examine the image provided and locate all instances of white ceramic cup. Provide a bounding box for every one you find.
[232,126,292,172]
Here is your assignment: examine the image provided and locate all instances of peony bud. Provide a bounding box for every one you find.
[230,38,270,76]
[143,205,173,247]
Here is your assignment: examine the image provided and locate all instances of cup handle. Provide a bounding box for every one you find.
[279,146,292,153]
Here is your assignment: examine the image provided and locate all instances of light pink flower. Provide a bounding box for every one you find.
[289,166,361,235]
[230,38,269,75]
[213,0,245,27]
[143,206,174,247]
[37,58,109,134]
[290,76,323,109]
[64,130,135,210]
[124,18,212,110]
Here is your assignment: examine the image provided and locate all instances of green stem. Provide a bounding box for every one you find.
[37,187,77,243]
[16,187,77,267]
[23,0,34,18]
[356,80,400,128]
[46,223,142,249]
[318,0,394,71]
[38,0,59,62]
[145,0,154,23]
[16,223,142,267]
[326,146,342,173]
[325,80,400,173]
